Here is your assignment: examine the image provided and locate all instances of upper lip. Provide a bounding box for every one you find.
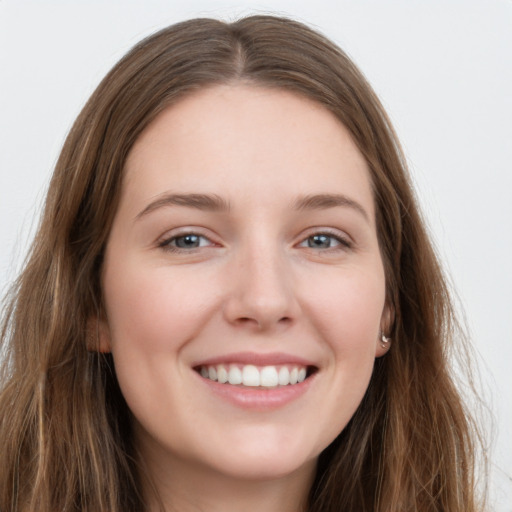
[192,351,317,368]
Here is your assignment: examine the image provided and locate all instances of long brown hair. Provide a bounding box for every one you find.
[0,15,485,511]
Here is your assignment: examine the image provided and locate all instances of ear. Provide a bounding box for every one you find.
[375,303,394,358]
[86,316,112,353]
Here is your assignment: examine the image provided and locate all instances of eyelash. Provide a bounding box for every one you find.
[298,231,352,251]
[158,232,214,252]
[158,230,352,253]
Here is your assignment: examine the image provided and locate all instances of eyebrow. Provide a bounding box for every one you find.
[293,193,370,222]
[136,193,230,219]
[135,192,369,223]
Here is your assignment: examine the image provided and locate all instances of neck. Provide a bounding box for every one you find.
[138,445,316,512]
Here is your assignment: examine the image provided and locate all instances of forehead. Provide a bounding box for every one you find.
[123,84,374,218]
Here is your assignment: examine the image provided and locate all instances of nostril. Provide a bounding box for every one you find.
[236,317,257,325]
[234,315,293,329]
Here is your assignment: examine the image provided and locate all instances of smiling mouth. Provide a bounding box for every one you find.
[195,364,317,388]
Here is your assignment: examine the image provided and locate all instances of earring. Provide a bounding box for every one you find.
[380,333,391,349]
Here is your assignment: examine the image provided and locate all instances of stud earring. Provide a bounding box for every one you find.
[380,333,391,349]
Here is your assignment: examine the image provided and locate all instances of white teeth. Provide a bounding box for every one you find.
[217,364,228,383]
[228,366,242,385]
[278,366,290,385]
[199,364,309,387]
[260,366,279,387]
[242,365,260,386]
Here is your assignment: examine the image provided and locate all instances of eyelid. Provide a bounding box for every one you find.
[157,227,219,251]
[155,226,353,252]
[296,228,353,249]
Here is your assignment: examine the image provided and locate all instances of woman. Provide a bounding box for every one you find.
[0,15,485,512]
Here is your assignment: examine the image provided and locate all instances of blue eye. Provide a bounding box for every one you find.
[174,234,202,248]
[160,233,212,251]
[307,234,336,248]
[299,233,350,250]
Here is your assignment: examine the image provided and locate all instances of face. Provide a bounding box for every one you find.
[99,85,388,483]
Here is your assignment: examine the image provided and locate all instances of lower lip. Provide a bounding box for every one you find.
[195,372,316,411]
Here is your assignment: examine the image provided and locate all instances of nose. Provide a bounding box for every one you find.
[223,244,300,331]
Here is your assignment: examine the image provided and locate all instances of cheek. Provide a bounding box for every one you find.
[300,265,385,441]
[301,265,386,354]
[101,262,219,437]
[102,261,221,354]
[304,273,385,450]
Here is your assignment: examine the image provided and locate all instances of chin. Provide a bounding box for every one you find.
[198,427,321,481]
[213,451,316,482]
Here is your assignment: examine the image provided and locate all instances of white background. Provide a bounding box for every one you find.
[1,1,511,509]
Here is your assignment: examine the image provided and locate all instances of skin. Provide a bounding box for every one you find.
[98,84,389,512]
